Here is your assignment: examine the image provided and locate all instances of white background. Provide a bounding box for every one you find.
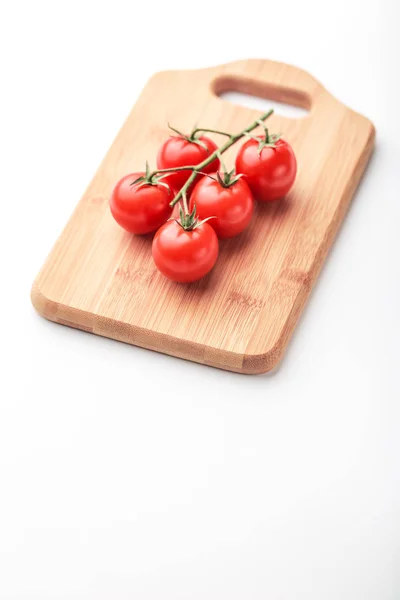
[1,0,399,598]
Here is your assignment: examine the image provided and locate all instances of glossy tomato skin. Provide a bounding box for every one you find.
[190,176,254,239]
[152,220,218,283]
[235,138,297,202]
[157,136,220,192]
[110,173,172,234]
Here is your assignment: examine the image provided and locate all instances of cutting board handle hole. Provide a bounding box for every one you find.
[213,76,310,119]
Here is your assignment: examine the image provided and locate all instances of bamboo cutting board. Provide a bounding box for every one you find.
[31,59,375,374]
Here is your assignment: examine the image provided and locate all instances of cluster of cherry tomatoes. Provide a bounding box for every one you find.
[110,114,297,283]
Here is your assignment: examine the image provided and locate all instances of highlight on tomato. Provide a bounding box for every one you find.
[190,168,254,239]
[152,206,218,283]
[235,129,297,202]
[157,125,220,193]
[110,164,172,234]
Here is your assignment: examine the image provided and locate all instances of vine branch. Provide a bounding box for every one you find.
[150,109,274,208]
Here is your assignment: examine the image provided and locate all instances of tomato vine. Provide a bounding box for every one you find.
[151,109,274,212]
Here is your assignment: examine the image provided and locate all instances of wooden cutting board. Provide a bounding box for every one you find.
[31,59,375,374]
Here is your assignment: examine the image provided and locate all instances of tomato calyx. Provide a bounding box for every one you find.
[168,123,210,152]
[214,168,243,188]
[244,121,282,157]
[176,203,215,232]
[255,120,282,156]
[130,161,172,193]
[208,151,243,188]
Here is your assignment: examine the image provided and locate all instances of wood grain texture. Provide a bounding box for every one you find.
[31,59,375,374]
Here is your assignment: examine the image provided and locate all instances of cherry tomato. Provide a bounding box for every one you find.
[152,220,218,283]
[190,175,254,239]
[157,136,220,193]
[110,173,172,234]
[235,138,297,202]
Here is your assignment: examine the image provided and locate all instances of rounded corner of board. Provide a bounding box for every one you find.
[241,344,283,375]
[366,117,377,144]
[31,280,58,321]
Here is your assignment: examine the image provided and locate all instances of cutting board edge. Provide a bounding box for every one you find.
[31,280,281,374]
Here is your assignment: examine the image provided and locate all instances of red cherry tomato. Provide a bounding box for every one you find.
[157,136,220,193]
[190,175,254,239]
[235,138,297,202]
[110,173,172,234]
[152,220,218,283]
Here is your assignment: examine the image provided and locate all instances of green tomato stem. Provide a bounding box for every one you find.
[190,127,232,138]
[181,190,189,215]
[154,165,195,174]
